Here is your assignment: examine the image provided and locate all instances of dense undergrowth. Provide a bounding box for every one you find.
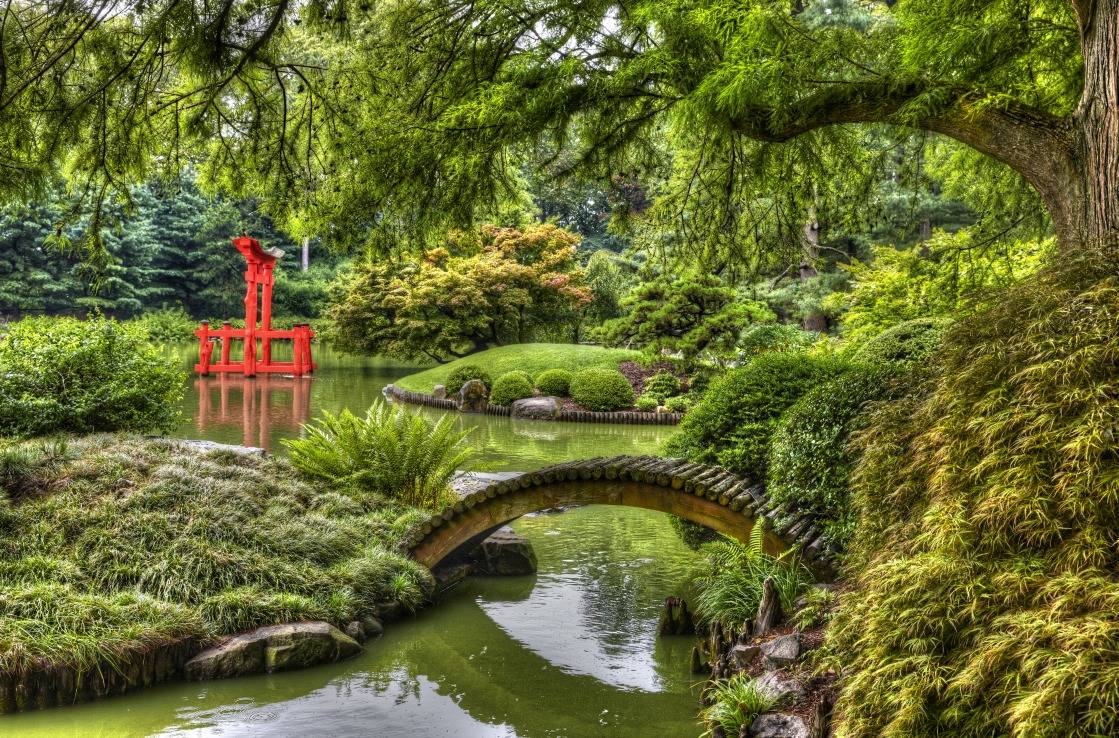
[0,435,431,676]
[828,253,1119,736]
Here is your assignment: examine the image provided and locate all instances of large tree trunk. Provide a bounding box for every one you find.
[1071,0,1119,250]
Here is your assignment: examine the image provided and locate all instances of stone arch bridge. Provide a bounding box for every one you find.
[406,456,838,574]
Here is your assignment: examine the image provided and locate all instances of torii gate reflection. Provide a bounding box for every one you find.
[193,373,312,451]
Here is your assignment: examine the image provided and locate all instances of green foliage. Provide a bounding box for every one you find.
[396,344,640,394]
[130,307,197,343]
[533,368,574,397]
[664,396,690,413]
[329,224,591,362]
[635,394,658,412]
[599,275,774,366]
[583,250,628,325]
[793,586,837,631]
[699,673,778,738]
[570,368,635,412]
[767,364,908,548]
[737,324,817,359]
[691,535,813,633]
[829,254,1119,736]
[851,317,951,367]
[0,435,433,675]
[284,402,474,509]
[0,316,184,437]
[826,231,1052,344]
[664,352,847,481]
[642,372,681,403]
[489,371,535,406]
[445,365,492,395]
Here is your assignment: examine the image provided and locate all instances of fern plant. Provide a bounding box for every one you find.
[284,401,475,509]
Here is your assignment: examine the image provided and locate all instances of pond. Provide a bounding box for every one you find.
[167,344,675,470]
[4,346,706,737]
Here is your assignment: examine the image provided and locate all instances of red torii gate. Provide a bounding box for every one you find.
[194,236,316,377]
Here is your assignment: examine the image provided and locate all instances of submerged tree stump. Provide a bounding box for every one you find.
[753,576,782,636]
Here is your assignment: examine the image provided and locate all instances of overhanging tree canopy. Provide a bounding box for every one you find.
[3,1,1116,255]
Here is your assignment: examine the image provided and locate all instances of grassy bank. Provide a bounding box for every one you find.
[0,435,431,682]
[393,344,642,393]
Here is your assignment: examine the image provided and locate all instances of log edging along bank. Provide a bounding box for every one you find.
[406,455,841,575]
[383,384,684,425]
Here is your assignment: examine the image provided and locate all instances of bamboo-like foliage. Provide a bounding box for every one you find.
[699,673,778,738]
[284,401,475,509]
[829,251,1119,736]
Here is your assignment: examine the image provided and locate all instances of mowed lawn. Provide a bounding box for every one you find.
[393,344,642,393]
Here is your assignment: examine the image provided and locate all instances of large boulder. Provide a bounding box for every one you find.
[510,396,561,420]
[755,671,805,704]
[432,384,448,400]
[184,622,361,680]
[458,379,489,413]
[761,633,800,670]
[729,643,760,671]
[746,713,812,738]
[470,526,538,575]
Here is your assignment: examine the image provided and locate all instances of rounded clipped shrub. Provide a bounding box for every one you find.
[0,316,184,437]
[534,368,574,397]
[570,368,635,411]
[444,364,493,394]
[636,394,659,412]
[489,371,535,406]
[663,352,848,481]
[664,395,691,413]
[766,364,905,547]
[643,372,681,402]
[852,317,950,367]
[738,323,817,358]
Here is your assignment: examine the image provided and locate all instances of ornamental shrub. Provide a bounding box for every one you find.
[737,323,816,358]
[664,395,690,413]
[830,253,1119,736]
[0,316,184,437]
[851,317,950,367]
[643,372,681,402]
[766,364,906,548]
[534,368,574,396]
[444,364,493,394]
[489,371,535,406]
[635,394,659,412]
[570,368,635,411]
[663,352,847,482]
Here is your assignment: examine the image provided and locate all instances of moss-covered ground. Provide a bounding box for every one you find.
[0,435,431,677]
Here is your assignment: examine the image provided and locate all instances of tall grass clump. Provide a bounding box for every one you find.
[691,526,813,632]
[699,673,779,738]
[0,435,434,676]
[829,252,1119,737]
[284,401,474,509]
[0,316,184,437]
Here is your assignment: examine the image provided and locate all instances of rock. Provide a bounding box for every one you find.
[361,616,384,638]
[432,384,447,400]
[656,405,671,414]
[458,379,489,413]
[755,671,805,704]
[184,622,361,680]
[761,634,800,670]
[344,621,366,643]
[470,526,537,575]
[433,562,473,591]
[173,439,266,458]
[510,396,561,420]
[729,644,760,671]
[747,712,812,738]
[374,601,405,622]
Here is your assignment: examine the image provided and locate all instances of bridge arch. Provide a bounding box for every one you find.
[406,456,837,573]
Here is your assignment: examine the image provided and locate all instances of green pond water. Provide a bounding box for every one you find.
[3,346,707,737]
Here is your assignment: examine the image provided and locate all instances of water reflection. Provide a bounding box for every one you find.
[193,374,313,450]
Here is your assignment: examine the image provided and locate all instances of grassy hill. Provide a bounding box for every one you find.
[394,344,642,393]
